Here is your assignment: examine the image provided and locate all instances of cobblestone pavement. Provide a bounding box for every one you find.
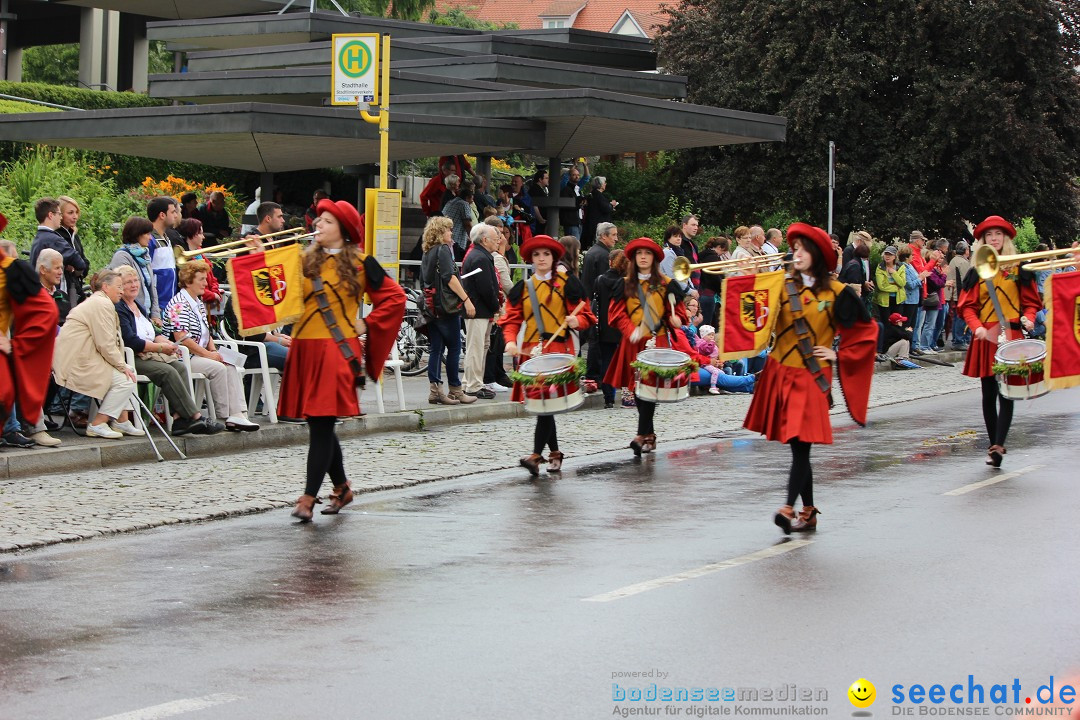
[0,364,980,552]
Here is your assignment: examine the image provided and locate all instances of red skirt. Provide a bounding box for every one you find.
[744,357,834,444]
[962,337,997,379]
[277,337,362,418]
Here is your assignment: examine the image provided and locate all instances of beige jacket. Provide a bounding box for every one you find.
[52,291,128,398]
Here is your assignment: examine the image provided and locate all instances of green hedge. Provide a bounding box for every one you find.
[0,81,167,110]
[0,99,60,114]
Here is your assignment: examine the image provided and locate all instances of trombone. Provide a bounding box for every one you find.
[173,227,317,265]
[973,244,1080,279]
[672,254,791,283]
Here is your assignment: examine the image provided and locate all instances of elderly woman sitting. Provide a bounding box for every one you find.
[115,265,222,436]
[164,260,258,431]
[109,216,160,323]
[52,270,143,439]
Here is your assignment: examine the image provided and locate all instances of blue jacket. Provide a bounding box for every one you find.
[902,262,922,305]
[115,298,152,354]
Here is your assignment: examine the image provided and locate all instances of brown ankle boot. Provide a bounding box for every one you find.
[790,506,820,532]
[547,451,564,472]
[641,434,657,453]
[773,505,795,535]
[428,382,460,405]
[320,481,353,515]
[986,445,1006,468]
[292,494,317,522]
[519,453,544,476]
[629,435,646,456]
[449,386,476,404]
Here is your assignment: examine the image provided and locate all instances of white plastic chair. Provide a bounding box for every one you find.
[373,342,407,413]
[218,339,280,423]
[179,345,216,421]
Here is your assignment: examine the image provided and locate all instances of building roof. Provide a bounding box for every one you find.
[433,0,668,36]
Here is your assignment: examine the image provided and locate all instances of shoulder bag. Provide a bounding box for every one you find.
[311,274,366,389]
[784,279,833,406]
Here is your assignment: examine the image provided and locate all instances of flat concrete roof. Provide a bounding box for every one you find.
[147,13,655,70]
[147,11,479,51]
[154,55,685,104]
[185,38,479,73]
[148,67,523,105]
[0,103,543,172]
[390,88,787,157]
[38,0,291,20]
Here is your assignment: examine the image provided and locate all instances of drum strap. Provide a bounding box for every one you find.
[524,277,549,340]
[311,275,366,389]
[784,279,831,397]
[637,285,662,334]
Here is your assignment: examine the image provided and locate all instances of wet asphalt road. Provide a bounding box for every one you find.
[1,388,1078,720]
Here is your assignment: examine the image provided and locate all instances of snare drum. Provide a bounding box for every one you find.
[633,348,695,403]
[517,352,584,415]
[994,338,1048,400]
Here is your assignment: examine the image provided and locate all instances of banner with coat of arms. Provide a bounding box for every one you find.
[718,269,785,360]
[226,245,304,336]
[1045,269,1080,390]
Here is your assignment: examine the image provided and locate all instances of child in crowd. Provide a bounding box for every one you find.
[682,296,703,345]
[695,325,725,394]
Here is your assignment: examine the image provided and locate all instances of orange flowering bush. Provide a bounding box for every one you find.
[133,175,246,237]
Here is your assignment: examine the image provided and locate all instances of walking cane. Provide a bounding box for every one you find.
[131,393,187,461]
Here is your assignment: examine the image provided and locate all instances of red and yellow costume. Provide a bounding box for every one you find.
[605,237,688,457]
[278,209,405,419]
[744,276,878,444]
[957,266,1040,379]
[499,234,595,475]
[501,269,595,402]
[0,242,59,426]
[604,252,688,390]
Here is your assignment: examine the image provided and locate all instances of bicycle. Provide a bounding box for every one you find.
[397,286,430,376]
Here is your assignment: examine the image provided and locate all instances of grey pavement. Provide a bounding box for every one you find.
[0,359,980,552]
[0,388,1077,720]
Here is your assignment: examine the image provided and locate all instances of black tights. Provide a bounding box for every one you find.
[534,415,559,455]
[786,440,814,508]
[306,416,347,497]
[980,377,1014,447]
[636,399,656,436]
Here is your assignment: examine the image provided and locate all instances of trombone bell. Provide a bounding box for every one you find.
[974,245,1080,280]
[672,253,788,282]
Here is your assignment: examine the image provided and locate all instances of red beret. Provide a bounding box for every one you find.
[316,199,365,245]
[786,222,836,271]
[521,234,564,262]
[972,215,1016,240]
[623,237,664,262]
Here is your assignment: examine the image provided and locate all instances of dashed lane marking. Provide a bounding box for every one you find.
[582,539,813,602]
[91,693,242,720]
[943,464,1042,496]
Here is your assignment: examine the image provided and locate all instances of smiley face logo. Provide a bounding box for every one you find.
[848,678,876,708]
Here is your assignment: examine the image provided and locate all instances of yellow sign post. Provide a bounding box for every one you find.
[359,35,399,270]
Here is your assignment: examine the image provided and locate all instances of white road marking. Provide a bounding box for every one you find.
[943,464,1042,496]
[582,539,813,602]
[91,694,242,720]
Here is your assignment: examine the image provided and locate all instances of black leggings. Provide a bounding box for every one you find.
[306,416,347,497]
[786,440,814,507]
[980,377,1014,447]
[636,399,656,436]
[534,415,559,455]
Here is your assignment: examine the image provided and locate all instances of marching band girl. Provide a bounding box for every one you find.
[744,224,878,533]
[501,235,595,476]
[604,238,688,457]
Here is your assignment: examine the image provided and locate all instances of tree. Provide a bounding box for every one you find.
[22,45,78,86]
[655,0,1080,244]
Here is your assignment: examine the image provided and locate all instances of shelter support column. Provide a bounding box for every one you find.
[545,156,560,236]
[79,8,104,90]
[259,173,274,211]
